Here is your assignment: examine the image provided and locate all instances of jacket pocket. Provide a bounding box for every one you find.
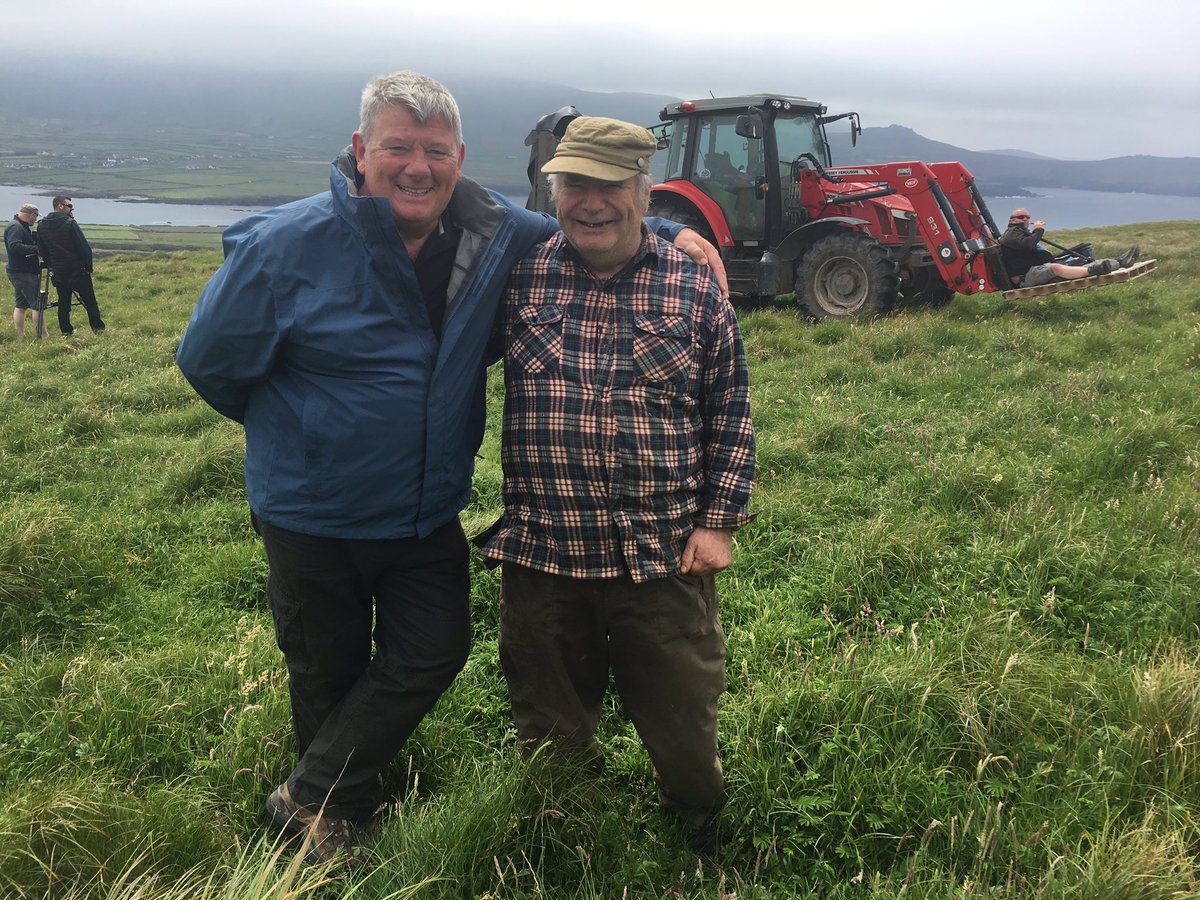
[300,393,332,499]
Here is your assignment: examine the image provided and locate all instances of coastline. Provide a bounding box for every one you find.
[1,182,301,208]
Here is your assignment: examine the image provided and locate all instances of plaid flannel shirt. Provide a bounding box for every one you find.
[481,228,755,583]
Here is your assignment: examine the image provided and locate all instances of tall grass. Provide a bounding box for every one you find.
[0,224,1197,897]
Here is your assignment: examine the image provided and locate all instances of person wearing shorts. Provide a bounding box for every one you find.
[1000,208,1138,288]
[4,203,46,338]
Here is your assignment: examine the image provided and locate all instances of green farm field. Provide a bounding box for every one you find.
[0,221,1197,898]
[2,151,331,207]
[0,226,225,260]
[86,225,227,255]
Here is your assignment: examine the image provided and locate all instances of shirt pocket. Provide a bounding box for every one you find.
[632,313,693,389]
[507,304,564,377]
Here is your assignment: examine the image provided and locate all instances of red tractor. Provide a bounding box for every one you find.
[528,95,1013,319]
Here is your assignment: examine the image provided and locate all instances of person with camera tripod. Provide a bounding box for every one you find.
[5,202,47,338]
[37,196,105,335]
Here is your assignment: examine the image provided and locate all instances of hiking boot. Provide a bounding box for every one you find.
[1115,245,1140,269]
[1086,259,1118,277]
[265,782,359,866]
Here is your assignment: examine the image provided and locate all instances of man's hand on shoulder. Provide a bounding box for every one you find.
[672,228,729,299]
[680,526,733,575]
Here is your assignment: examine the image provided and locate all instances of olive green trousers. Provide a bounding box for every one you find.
[499,563,727,825]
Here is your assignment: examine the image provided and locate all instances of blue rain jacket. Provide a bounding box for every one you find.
[176,153,567,538]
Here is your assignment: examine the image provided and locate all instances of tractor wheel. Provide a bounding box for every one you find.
[900,266,953,307]
[796,234,899,320]
[648,200,716,248]
[920,274,954,307]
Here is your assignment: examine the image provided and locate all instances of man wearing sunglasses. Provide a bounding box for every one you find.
[1000,207,1139,288]
[37,196,106,335]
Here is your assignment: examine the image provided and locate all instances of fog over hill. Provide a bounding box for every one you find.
[2,60,1196,198]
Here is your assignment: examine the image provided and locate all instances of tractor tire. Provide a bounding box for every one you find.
[796,234,899,320]
[648,200,716,248]
[900,266,953,308]
[920,275,954,307]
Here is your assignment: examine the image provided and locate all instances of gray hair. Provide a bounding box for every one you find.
[546,172,652,205]
[359,71,463,146]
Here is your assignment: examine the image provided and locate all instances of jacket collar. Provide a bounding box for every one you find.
[330,145,506,243]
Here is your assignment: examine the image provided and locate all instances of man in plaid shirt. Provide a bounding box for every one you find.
[481,116,755,856]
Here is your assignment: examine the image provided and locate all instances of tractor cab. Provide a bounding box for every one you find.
[652,95,831,250]
[648,95,883,300]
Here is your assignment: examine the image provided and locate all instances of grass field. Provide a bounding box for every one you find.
[4,129,332,205]
[0,222,1197,898]
[0,226,226,262]
[85,225,227,255]
[10,159,329,205]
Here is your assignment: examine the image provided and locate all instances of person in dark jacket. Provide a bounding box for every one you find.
[1000,207,1139,288]
[37,196,105,335]
[176,71,725,866]
[4,203,46,338]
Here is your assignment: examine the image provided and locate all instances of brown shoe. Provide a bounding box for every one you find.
[265,782,359,865]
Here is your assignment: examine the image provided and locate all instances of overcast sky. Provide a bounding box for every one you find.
[8,0,1197,160]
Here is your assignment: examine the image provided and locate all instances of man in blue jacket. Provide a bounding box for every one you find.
[176,70,723,865]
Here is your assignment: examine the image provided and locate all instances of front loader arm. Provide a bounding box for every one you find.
[822,162,1005,295]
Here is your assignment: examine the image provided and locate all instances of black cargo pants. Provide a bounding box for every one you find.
[255,515,471,824]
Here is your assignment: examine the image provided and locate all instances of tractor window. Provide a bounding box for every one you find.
[660,121,687,183]
[690,115,765,240]
[774,112,826,179]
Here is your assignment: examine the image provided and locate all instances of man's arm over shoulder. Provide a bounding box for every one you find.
[176,226,286,423]
[505,202,561,247]
[647,218,728,296]
[645,215,683,242]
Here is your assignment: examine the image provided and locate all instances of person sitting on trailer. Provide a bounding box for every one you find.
[1000,208,1139,288]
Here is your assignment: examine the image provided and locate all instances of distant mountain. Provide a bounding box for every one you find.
[2,60,1196,200]
[980,149,1059,160]
[829,125,1200,197]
